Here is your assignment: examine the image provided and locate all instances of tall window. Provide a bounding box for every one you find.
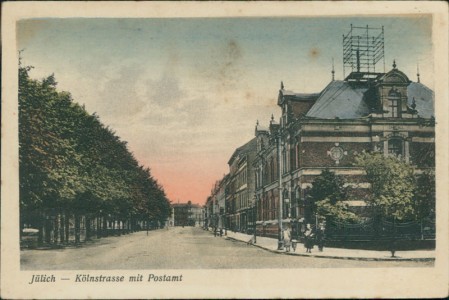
[263,162,268,185]
[283,190,290,218]
[388,138,403,157]
[388,89,401,118]
[290,146,296,171]
[296,144,300,168]
[282,148,287,174]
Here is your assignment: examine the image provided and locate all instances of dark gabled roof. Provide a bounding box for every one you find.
[306,80,370,119]
[278,89,320,105]
[281,67,434,120]
[227,137,257,166]
[407,82,434,118]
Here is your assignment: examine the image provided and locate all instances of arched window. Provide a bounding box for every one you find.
[263,195,267,220]
[296,144,300,168]
[263,161,268,185]
[282,148,287,174]
[295,187,301,202]
[290,145,297,170]
[388,138,403,157]
[295,186,303,218]
[273,156,278,179]
[283,189,290,218]
[388,89,401,118]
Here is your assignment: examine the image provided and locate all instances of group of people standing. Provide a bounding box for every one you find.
[283,223,325,253]
[213,226,223,237]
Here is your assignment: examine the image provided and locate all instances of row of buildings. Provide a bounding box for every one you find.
[204,25,435,242]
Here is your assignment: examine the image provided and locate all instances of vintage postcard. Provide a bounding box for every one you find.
[2,1,448,299]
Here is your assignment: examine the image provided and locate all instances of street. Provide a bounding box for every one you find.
[21,227,432,270]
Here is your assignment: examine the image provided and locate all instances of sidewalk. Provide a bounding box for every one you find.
[222,231,435,262]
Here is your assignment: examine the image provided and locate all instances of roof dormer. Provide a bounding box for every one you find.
[376,61,412,118]
[378,61,411,86]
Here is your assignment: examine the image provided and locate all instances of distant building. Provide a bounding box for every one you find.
[172,201,204,227]
[206,175,228,230]
[226,138,257,233]
[206,139,256,232]
[205,138,257,234]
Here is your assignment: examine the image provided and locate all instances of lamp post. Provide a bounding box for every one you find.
[277,131,284,250]
[224,213,227,236]
[224,184,227,236]
[253,195,257,244]
[217,204,221,228]
[253,167,259,244]
[256,153,266,238]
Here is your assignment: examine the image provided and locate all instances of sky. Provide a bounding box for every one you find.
[17,16,433,205]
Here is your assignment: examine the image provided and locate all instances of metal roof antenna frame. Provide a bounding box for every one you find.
[342,24,385,78]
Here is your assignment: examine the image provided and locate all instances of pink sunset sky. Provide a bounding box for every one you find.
[17,17,433,205]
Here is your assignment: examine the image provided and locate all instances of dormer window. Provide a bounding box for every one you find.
[388,89,401,118]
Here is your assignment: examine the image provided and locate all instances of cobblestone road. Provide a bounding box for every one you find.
[21,227,433,270]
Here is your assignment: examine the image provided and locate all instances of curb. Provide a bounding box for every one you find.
[224,236,435,262]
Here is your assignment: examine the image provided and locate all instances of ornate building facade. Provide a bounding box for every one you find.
[207,26,435,241]
[253,62,435,238]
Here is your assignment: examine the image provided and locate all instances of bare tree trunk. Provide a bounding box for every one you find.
[117,220,120,235]
[45,213,52,244]
[75,212,81,244]
[19,213,24,243]
[54,212,59,244]
[38,210,44,246]
[65,211,70,243]
[60,213,65,243]
[85,215,91,241]
[103,217,107,237]
[96,216,101,238]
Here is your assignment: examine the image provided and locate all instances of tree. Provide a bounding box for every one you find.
[315,198,360,224]
[307,169,358,223]
[355,152,415,221]
[414,169,435,220]
[19,63,171,245]
[308,169,346,205]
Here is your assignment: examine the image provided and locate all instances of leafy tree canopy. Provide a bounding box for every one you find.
[19,63,171,221]
[308,168,346,204]
[414,169,435,220]
[355,152,415,221]
[315,198,360,224]
[308,169,357,223]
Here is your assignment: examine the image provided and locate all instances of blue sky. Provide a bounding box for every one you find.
[17,16,433,204]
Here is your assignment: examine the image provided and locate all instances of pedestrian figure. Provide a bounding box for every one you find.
[316,225,325,252]
[283,226,292,252]
[219,228,223,237]
[214,226,217,237]
[389,235,397,257]
[304,224,314,253]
